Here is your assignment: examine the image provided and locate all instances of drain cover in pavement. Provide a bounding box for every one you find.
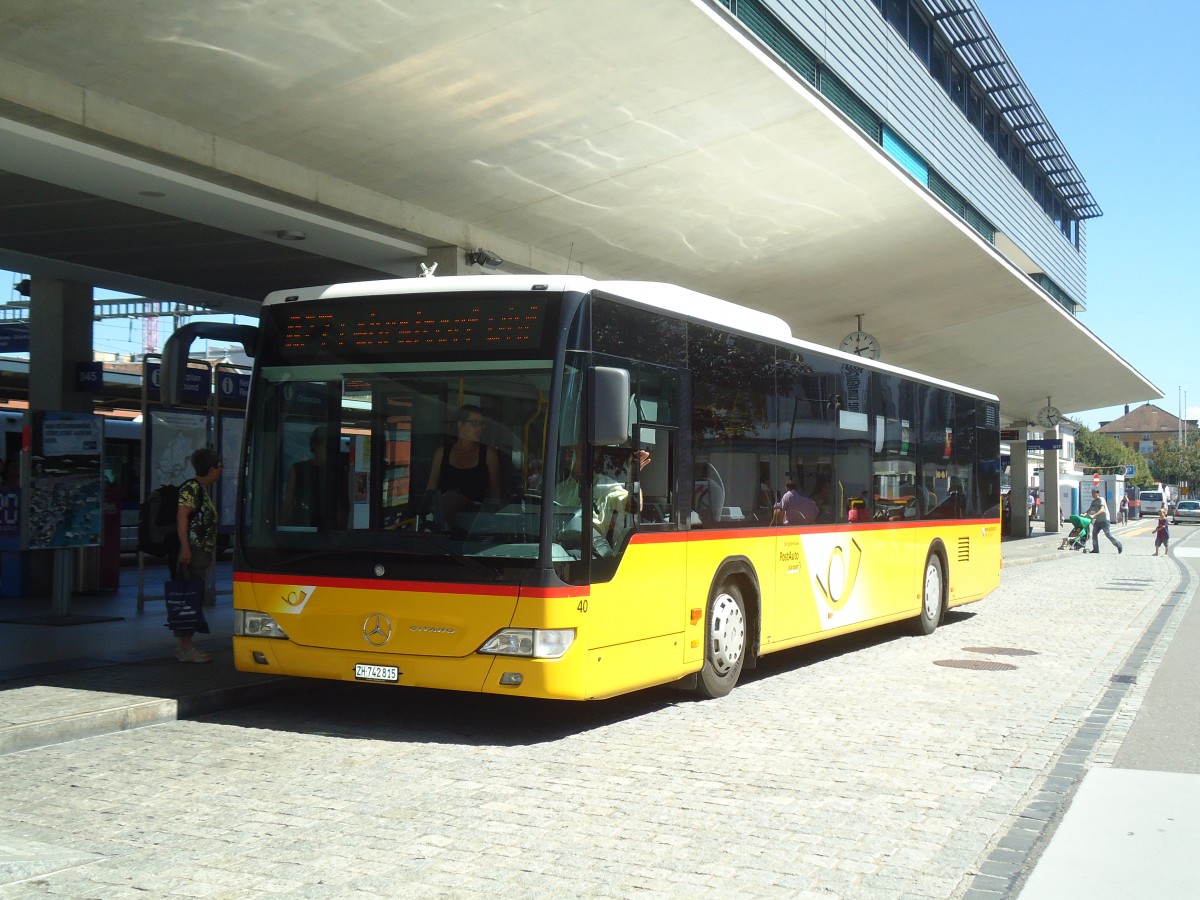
[934,659,1017,671]
[962,646,1039,656]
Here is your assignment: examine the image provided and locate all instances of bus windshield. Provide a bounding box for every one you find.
[241,357,564,579]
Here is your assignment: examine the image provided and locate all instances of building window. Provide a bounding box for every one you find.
[950,66,967,113]
[873,1,1088,249]
[908,14,931,63]
[931,42,949,88]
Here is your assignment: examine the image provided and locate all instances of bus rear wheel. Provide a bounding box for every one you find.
[697,582,747,699]
[913,552,945,636]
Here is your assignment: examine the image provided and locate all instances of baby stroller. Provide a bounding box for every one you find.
[1059,514,1091,551]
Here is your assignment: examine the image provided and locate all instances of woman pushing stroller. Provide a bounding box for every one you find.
[1059,513,1091,551]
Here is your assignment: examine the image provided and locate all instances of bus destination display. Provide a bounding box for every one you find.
[281,296,547,354]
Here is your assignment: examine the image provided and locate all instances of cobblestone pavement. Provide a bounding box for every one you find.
[0,526,1188,899]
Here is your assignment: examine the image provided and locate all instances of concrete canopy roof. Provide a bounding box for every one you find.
[0,0,1159,423]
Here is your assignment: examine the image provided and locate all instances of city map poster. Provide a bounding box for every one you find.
[147,407,209,489]
[22,411,103,550]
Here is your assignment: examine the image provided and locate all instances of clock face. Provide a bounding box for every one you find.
[839,331,880,360]
[1036,406,1062,428]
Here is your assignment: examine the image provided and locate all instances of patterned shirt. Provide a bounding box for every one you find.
[178,478,218,554]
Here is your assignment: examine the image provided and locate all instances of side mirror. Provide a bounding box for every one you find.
[589,366,630,446]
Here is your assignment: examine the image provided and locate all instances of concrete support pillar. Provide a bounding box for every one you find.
[29,278,94,612]
[1010,436,1030,538]
[29,279,94,413]
[1043,431,1060,533]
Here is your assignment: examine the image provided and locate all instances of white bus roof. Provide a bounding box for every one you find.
[264,276,996,402]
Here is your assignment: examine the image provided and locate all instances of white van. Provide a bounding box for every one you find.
[1139,490,1166,518]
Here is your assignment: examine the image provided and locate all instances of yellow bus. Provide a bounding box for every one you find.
[164,276,1001,700]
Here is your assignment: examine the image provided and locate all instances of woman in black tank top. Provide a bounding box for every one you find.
[425,405,501,528]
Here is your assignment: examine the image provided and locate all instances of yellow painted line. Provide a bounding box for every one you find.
[1121,523,1156,537]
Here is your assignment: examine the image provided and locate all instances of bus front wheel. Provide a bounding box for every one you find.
[697,582,747,698]
[913,552,945,636]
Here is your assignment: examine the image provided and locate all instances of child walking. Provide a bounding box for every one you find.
[1153,509,1169,557]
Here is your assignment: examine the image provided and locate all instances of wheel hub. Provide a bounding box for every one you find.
[924,562,942,620]
[709,592,746,674]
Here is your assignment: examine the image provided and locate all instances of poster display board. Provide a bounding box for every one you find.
[146,408,209,491]
[21,411,103,549]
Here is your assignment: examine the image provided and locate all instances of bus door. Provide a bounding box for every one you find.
[578,363,686,650]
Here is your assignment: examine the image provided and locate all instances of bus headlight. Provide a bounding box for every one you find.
[235,610,289,639]
[478,628,574,659]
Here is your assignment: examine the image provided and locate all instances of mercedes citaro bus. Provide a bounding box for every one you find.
[163,276,1001,700]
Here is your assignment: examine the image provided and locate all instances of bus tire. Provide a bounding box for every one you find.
[697,581,747,699]
[913,551,945,636]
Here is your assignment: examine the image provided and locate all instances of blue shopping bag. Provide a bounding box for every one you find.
[164,579,210,634]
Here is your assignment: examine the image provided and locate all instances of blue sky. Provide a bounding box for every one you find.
[5,2,1195,429]
[981,0,1200,428]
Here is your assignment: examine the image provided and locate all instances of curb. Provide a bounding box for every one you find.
[0,696,178,756]
[0,675,313,756]
[1003,553,1063,568]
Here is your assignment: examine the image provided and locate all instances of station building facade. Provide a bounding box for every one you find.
[719,0,1096,315]
[1099,405,1197,457]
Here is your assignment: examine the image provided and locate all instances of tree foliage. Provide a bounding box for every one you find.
[1074,426,1151,487]
[1149,437,1200,488]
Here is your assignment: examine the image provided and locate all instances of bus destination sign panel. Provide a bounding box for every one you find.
[281,296,547,355]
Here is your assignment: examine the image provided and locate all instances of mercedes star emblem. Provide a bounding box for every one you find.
[362,613,393,646]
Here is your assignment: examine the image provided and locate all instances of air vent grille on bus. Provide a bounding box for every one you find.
[957,537,970,562]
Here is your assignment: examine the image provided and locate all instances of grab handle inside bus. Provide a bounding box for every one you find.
[589,366,630,446]
[161,323,260,406]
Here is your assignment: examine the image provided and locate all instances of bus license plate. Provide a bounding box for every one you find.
[354,663,399,683]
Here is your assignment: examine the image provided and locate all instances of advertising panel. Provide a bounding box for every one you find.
[21,411,103,549]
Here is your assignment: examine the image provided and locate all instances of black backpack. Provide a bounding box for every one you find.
[137,483,181,556]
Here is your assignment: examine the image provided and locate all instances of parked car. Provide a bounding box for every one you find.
[1171,499,1200,525]
[1140,490,1167,519]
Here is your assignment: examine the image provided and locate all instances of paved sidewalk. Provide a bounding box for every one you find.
[1001,516,1151,566]
[0,559,312,755]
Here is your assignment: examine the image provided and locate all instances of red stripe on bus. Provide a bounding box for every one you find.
[234,571,588,598]
[635,518,998,543]
[234,571,521,597]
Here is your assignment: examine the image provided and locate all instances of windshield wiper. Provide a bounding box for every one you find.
[254,540,502,581]
[400,533,504,581]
